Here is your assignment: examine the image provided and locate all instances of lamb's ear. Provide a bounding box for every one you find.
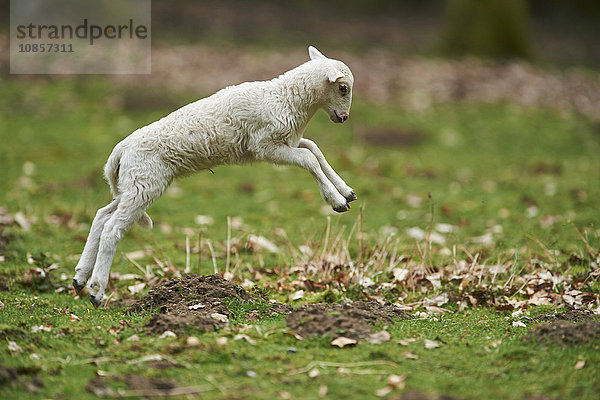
[326,67,344,83]
[308,45,326,60]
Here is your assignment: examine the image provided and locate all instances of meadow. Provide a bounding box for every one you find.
[0,69,599,399]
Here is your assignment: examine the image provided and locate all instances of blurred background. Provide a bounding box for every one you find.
[146,0,600,66]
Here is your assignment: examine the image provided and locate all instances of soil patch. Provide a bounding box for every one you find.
[128,274,288,335]
[525,319,600,346]
[87,374,178,397]
[0,364,40,386]
[530,309,596,323]
[286,301,411,340]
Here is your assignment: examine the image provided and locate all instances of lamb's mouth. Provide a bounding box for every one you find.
[331,111,345,123]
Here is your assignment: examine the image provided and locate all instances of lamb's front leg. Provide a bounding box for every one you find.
[298,138,357,203]
[262,144,351,212]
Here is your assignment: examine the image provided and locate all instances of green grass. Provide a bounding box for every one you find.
[1,76,599,399]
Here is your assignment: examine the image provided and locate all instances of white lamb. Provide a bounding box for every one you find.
[73,46,356,307]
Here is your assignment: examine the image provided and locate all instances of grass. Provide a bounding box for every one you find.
[1,75,599,399]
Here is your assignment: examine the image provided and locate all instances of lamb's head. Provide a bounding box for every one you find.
[308,46,354,124]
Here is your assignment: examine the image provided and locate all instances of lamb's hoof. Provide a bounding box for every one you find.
[90,295,103,308]
[73,279,85,295]
[333,202,351,213]
[345,191,357,203]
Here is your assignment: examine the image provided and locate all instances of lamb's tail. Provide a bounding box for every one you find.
[104,145,122,199]
[103,145,153,230]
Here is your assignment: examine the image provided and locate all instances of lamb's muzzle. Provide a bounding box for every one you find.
[332,110,349,123]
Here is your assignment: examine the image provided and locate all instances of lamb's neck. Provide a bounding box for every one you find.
[276,68,321,126]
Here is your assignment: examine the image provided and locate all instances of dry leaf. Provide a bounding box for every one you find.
[160,331,177,338]
[403,351,419,360]
[186,336,201,346]
[308,368,320,378]
[574,360,586,370]
[136,354,164,363]
[512,321,526,328]
[375,387,393,397]
[8,341,23,354]
[330,336,358,348]
[318,385,328,397]
[216,337,228,346]
[397,338,418,346]
[211,313,228,323]
[31,325,52,333]
[424,305,450,314]
[393,268,409,282]
[367,330,392,344]
[248,235,279,253]
[278,391,292,399]
[14,211,32,231]
[424,339,440,349]
[290,290,304,301]
[127,282,146,295]
[376,374,407,397]
[188,303,206,310]
[233,334,257,345]
[112,273,141,281]
[125,334,140,342]
[70,313,81,322]
[388,374,407,389]
[109,320,129,335]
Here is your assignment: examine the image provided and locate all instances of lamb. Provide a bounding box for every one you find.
[73,46,356,307]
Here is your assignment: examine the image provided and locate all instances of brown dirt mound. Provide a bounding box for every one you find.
[128,274,251,315]
[530,309,596,323]
[127,274,288,335]
[525,319,600,346]
[286,301,411,340]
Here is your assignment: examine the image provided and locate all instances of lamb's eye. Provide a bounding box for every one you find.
[339,84,348,94]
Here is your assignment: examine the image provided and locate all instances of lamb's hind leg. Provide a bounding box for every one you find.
[73,199,119,294]
[87,200,141,307]
[87,180,166,307]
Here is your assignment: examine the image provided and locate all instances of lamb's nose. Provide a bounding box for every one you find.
[342,115,348,122]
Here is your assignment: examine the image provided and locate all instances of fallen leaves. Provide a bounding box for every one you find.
[366,330,392,344]
[108,320,130,336]
[127,282,146,295]
[424,339,441,349]
[31,325,52,333]
[233,334,257,345]
[8,341,23,354]
[403,351,419,360]
[376,374,407,397]
[330,337,358,348]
